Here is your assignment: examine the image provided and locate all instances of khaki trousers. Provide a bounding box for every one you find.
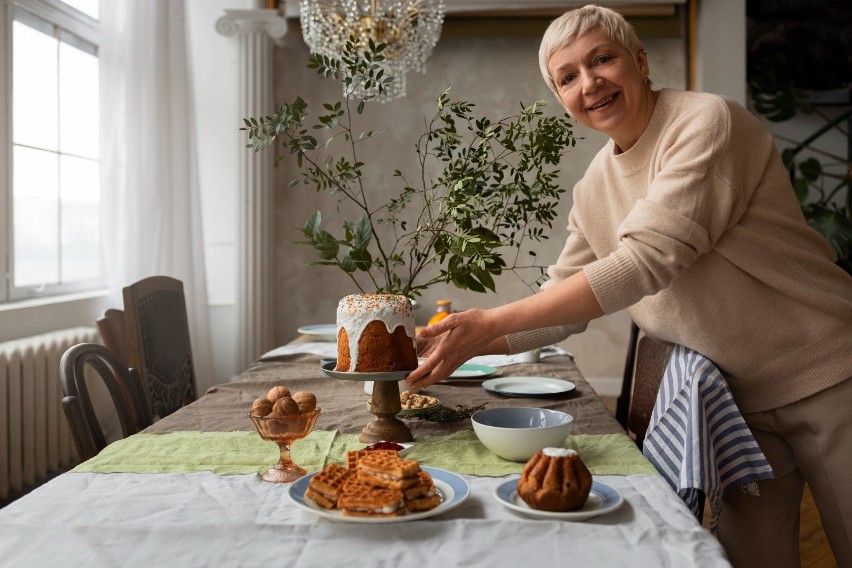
[717,377,852,568]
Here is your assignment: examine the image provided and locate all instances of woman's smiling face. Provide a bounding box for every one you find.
[547,28,653,152]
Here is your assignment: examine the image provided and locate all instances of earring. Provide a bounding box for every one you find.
[642,76,649,86]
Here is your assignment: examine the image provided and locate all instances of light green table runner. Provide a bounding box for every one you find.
[71,430,657,477]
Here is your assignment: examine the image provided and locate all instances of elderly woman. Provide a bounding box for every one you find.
[407,4,852,567]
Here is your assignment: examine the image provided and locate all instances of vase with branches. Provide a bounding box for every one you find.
[243,38,578,298]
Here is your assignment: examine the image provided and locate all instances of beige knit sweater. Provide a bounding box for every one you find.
[507,89,852,413]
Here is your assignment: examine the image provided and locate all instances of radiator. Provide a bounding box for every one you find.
[0,327,100,500]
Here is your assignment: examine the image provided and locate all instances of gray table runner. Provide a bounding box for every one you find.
[144,353,623,436]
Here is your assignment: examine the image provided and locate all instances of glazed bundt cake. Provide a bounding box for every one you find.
[517,448,592,511]
[335,294,417,372]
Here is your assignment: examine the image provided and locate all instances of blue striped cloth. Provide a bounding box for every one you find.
[642,345,775,532]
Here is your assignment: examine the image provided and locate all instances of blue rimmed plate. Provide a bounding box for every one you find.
[297,324,338,342]
[288,466,470,523]
[449,363,498,380]
[494,477,623,520]
[321,361,410,382]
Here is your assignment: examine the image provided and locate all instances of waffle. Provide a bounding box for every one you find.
[358,452,420,478]
[338,480,405,517]
[405,494,442,512]
[346,449,397,470]
[403,471,441,512]
[358,453,421,490]
[403,471,436,499]
[305,486,337,509]
[306,463,356,508]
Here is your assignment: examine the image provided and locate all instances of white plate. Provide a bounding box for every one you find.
[297,324,338,342]
[449,363,498,380]
[482,376,576,397]
[288,466,469,523]
[494,478,624,520]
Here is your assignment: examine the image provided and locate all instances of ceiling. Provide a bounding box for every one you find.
[282,1,686,19]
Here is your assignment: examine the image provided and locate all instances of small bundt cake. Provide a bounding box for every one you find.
[335,294,417,372]
[517,448,592,512]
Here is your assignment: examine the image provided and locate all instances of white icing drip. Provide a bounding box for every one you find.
[336,294,415,371]
[542,447,576,458]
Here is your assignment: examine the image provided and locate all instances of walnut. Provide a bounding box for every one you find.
[267,385,291,402]
[250,397,273,417]
[272,396,300,417]
[292,391,317,414]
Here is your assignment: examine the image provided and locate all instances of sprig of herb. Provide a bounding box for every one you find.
[413,403,488,423]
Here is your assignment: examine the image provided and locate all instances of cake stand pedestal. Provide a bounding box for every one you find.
[360,379,413,443]
[320,362,414,443]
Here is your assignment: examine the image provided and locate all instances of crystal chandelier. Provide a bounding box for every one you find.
[298,0,445,101]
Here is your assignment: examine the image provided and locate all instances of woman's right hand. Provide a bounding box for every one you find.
[416,331,444,358]
[408,309,500,388]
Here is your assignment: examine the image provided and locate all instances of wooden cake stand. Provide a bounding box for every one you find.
[320,363,414,443]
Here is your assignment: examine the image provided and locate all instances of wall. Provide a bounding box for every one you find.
[695,0,746,103]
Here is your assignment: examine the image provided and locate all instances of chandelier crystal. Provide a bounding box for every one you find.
[298,0,445,101]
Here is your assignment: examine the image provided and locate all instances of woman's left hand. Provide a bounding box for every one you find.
[407,309,499,388]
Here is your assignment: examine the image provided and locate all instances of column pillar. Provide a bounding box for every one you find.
[216,9,286,370]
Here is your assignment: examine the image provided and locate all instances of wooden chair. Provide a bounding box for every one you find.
[123,275,198,420]
[96,308,130,363]
[59,343,153,462]
[627,335,674,448]
[615,321,641,429]
[615,322,674,448]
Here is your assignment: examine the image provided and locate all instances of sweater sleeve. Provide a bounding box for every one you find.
[586,97,748,314]
[505,323,586,354]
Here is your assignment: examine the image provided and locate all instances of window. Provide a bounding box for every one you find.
[1,0,101,302]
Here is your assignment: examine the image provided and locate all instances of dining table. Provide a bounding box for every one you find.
[0,338,731,567]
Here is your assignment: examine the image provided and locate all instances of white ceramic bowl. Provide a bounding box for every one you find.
[471,407,574,462]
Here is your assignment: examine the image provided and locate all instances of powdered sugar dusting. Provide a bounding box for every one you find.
[542,447,576,458]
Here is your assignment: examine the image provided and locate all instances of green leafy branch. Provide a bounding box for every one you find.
[242,37,578,297]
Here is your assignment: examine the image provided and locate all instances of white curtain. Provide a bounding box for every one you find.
[100,0,215,394]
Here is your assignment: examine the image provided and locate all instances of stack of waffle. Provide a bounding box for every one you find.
[305,449,441,517]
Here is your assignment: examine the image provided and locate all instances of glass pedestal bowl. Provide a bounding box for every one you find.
[249,408,320,482]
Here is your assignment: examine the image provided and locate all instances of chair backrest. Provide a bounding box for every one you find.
[627,335,674,447]
[59,343,152,462]
[96,308,130,363]
[615,321,641,428]
[123,275,197,420]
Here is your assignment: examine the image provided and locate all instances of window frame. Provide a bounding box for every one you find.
[0,0,102,304]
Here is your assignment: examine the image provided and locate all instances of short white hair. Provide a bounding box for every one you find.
[539,5,643,97]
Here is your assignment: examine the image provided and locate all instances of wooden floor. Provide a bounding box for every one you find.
[599,396,836,567]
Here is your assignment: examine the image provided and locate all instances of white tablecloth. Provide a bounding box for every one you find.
[0,472,729,567]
